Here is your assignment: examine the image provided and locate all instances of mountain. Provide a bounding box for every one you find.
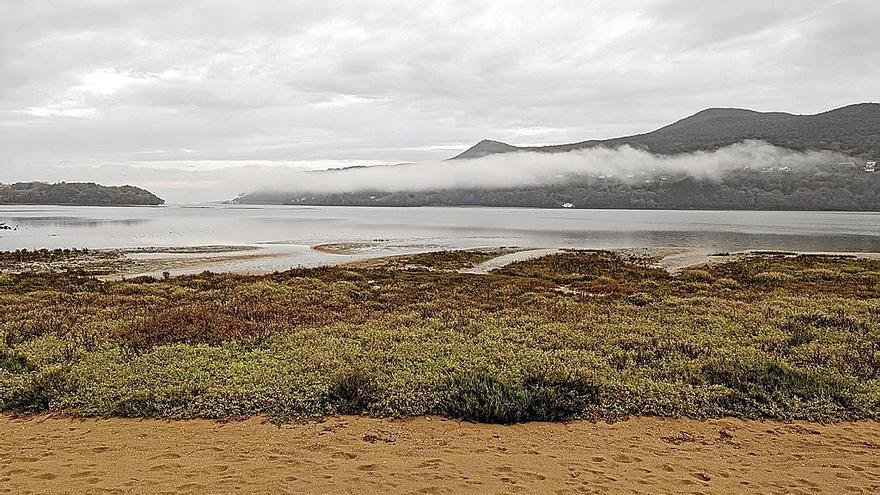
[451,103,880,159]
[234,103,880,210]
[453,139,520,159]
[0,182,164,206]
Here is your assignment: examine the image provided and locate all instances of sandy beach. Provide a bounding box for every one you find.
[2,415,878,494]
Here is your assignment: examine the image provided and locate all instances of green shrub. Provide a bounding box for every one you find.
[439,370,602,423]
[753,271,795,283]
[0,365,70,412]
[626,292,653,306]
[326,368,380,414]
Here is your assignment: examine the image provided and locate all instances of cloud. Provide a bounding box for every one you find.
[249,141,845,195]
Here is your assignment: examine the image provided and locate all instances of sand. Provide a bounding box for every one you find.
[2,415,878,494]
[462,248,560,274]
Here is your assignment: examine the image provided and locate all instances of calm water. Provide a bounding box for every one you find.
[1,205,879,270]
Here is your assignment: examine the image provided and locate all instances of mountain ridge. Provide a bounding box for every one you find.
[451,103,880,160]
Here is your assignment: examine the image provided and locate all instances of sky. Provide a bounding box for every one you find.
[1,0,878,203]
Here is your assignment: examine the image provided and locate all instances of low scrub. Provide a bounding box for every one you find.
[0,251,878,423]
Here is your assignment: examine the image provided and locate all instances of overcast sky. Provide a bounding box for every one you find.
[1,0,878,203]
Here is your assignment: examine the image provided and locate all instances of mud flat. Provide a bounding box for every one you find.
[312,242,385,254]
[4,244,880,279]
[462,248,559,274]
[1,415,878,494]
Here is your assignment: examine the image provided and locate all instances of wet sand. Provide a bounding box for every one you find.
[2,415,878,494]
[6,242,880,280]
[462,248,560,274]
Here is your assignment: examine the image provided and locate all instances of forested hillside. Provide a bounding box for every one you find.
[0,182,164,206]
[243,165,879,211]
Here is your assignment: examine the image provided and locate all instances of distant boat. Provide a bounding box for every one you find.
[561,203,575,209]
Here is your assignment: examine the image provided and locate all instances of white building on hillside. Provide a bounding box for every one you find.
[867,161,876,173]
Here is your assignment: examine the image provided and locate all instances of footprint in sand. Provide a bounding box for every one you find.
[149,452,182,461]
[416,458,444,469]
[331,451,357,460]
[96,488,124,495]
[692,472,711,482]
[176,482,208,492]
[795,478,820,488]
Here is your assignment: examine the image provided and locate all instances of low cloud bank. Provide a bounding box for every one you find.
[251,141,844,195]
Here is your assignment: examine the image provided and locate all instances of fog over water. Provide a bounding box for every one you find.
[246,141,843,195]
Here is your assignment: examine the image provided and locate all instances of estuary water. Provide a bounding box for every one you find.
[1,204,879,272]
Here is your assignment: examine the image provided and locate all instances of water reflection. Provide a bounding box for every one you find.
[1,205,879,255]
[0,216,151,228]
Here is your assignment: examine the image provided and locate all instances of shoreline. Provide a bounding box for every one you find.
[228,202,880,212]
[5,244,880,279]
[114,247,880,278]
